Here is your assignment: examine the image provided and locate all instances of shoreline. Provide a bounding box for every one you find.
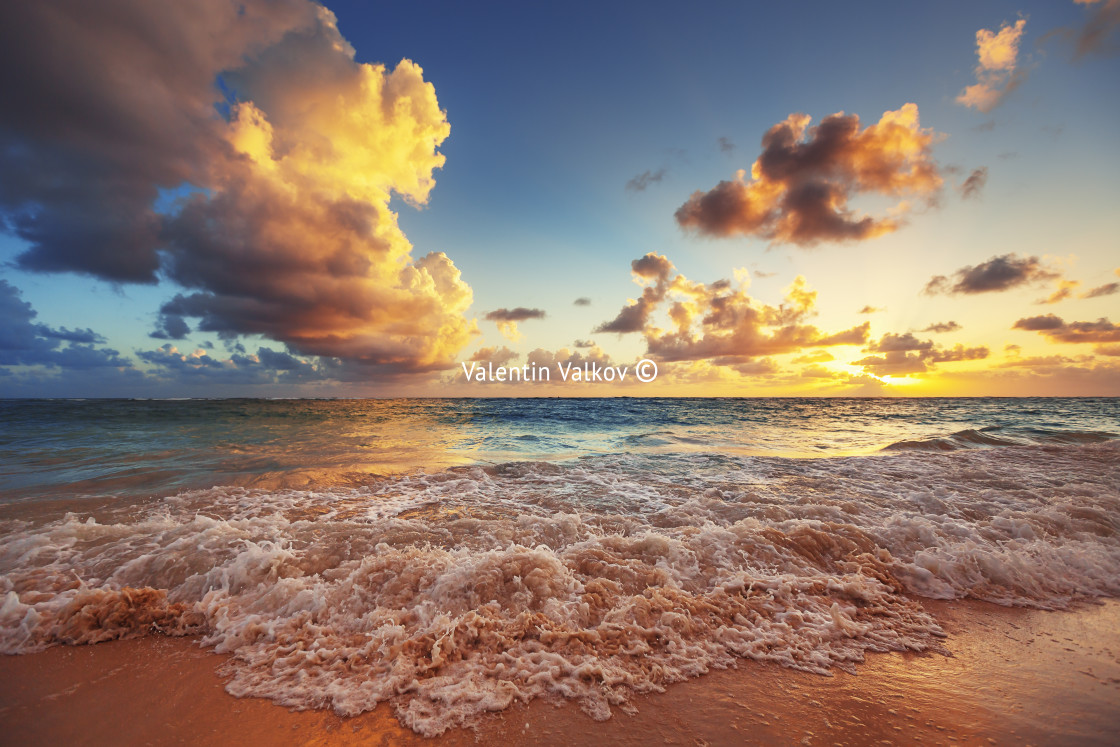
[2,598,1118,745]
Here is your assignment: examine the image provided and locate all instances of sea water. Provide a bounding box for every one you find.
[1,397,1117,735]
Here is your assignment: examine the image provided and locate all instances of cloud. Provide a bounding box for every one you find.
[525,344,616,378]
[572,339,594,348]
[150,314,191,340]
[675,104,942,246]
[573,297,592,306]
[1066,0,1120,58]
[595,255,869,366]
[1037,279,1081,305]
[717,137,736,155]
[626,168,667,192]
[467,346,519,366]
[957,19,1028,112]
[792,350,834,364]
[0,279,129,370]
[484,308,547,323]
[1013,314,1120,343]
[0,0,476,378]
[594,253,675,334]
[138,343,325,384]
[959,167,989,199]
[921,321,962,334]
[852,332,989,377]
[858,305,884,314]
[1081,281,1119,298]
[924,254,1060,295]
[484,307,545,341]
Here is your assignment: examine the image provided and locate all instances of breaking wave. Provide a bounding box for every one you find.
[2,443,1119,735]
[883,426,1115,452]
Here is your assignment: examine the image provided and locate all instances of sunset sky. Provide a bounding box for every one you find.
[1,0,1118,397]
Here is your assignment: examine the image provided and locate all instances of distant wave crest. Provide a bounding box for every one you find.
[883,426,1116,452]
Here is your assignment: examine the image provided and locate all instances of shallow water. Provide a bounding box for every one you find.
[1,397,1118,735]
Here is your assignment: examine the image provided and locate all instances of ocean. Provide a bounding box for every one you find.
[1,397,1118,736]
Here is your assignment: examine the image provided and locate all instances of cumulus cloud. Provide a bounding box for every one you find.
[921,321,963,334]
[138,343,324,385]
[852,332,989,377]
[150,314,191,340]
[676,104,942,246]
[959,167,989,199]
[0,0,475,378]
[0,279,129,370]
[1013,314,1120,344]
[626,168,667,192]
[467,346,519,366]
[595,254,868,367]
[484,307,546,341]
[527,344,614,371]
[924,254,1060,295]
[957,19,1028,112]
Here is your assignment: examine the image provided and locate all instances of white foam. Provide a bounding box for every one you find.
[1,443,1118,735]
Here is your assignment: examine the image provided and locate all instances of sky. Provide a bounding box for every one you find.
[1,0,1118,397]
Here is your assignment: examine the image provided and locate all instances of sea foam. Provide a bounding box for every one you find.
[2,443,1118,735]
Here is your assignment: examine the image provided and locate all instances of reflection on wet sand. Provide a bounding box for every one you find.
[2,599,1117,745]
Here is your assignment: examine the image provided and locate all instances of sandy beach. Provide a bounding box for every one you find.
[3,598,1118,746]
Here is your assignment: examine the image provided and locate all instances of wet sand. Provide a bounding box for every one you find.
[2,599,1118,746]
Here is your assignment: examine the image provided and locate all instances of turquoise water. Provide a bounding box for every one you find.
[2,397,1117,501]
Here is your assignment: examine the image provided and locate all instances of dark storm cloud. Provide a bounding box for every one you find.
[924,254,1060,295]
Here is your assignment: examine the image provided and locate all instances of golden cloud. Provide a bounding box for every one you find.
[957,19,1027,112]
[595,255,869,365]
[675,105,942,246]
[1,0,476,377]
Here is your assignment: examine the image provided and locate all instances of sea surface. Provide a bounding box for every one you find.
[2,397,1119,735]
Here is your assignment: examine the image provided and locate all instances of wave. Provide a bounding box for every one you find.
[882,426,1116,452]
[2,443,1119,735]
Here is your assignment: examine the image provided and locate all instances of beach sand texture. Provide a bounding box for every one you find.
[2,599,1118,745]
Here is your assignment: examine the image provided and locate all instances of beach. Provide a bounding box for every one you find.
[2,398,1119,743]
[2,598,1118,745]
